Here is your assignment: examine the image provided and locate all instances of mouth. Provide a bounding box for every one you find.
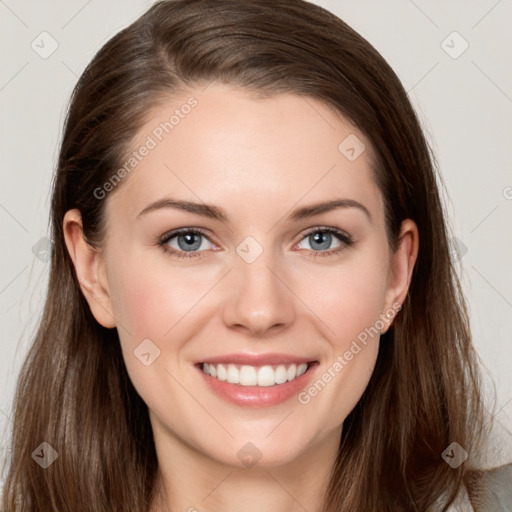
[200,362,313,387]
[199,361,312,387]
[194,355,319,407]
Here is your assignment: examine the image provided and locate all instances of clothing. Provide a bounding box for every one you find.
[448,463,512,511]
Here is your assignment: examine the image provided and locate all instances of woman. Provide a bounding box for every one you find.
[2,0,508,510]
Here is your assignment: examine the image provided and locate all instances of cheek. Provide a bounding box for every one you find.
[107,254,211,340]
[111,270,171,340]
[106,254,224,395]
[293,255,389,348]
[291,251,388,420]
[105,256,204,412]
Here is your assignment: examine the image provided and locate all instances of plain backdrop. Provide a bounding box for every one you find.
[1,0,511,481]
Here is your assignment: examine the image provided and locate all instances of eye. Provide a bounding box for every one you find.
[158,228,217,259]
[158,226,354,260]
[295,227,354,257]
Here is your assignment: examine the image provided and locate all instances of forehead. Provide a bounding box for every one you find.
[105,83,383,226]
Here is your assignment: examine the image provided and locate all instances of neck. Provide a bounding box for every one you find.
[149,423,341,512]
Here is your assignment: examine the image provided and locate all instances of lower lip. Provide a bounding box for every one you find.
[196,362,319,407]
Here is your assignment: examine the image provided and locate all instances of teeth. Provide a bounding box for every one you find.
[240,365,257,386]
[274,365,288,384]
[297,363,308,377]
[217,364,227,381]
[202,362,309,386]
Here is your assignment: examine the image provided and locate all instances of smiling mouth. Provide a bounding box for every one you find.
[199,362,315,387]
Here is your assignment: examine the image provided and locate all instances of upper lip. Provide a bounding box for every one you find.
[198,353,316,366]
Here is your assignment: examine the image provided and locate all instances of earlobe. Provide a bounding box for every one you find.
[381,219,419,333]
[63,209,117,328]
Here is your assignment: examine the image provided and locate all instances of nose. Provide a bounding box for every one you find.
[221,249,296,337]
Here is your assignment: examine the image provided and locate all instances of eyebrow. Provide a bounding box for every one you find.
[137,198,229,222]
[286,198,372,223]
[137,197,372,223]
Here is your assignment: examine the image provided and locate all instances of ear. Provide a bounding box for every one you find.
[380,218,419,334]
[63,209,117,328]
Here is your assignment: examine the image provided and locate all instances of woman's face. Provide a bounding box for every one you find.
[66,82,417,470]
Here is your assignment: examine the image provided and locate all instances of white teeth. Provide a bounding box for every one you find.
[239,365,257,386]
[257,366,275,387]
[201,362,310,387]
[217,364,227,381]
[227,364,239,384]
[297,363,308,377]
[274,365,288,384]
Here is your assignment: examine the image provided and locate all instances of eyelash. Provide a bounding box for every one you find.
[157,226,354,260]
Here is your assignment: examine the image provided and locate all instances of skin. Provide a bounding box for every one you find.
[63,82,418,512]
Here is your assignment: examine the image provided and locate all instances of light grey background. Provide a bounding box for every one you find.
[1,0,511,482]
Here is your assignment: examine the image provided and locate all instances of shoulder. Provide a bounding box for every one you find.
[446,463,512,512]
[464,463,512,511]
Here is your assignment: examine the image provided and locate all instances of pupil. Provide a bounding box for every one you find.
[178,233,201,251]
[311,232,331,250]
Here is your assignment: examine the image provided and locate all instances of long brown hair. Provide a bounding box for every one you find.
[2,0,487,510]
